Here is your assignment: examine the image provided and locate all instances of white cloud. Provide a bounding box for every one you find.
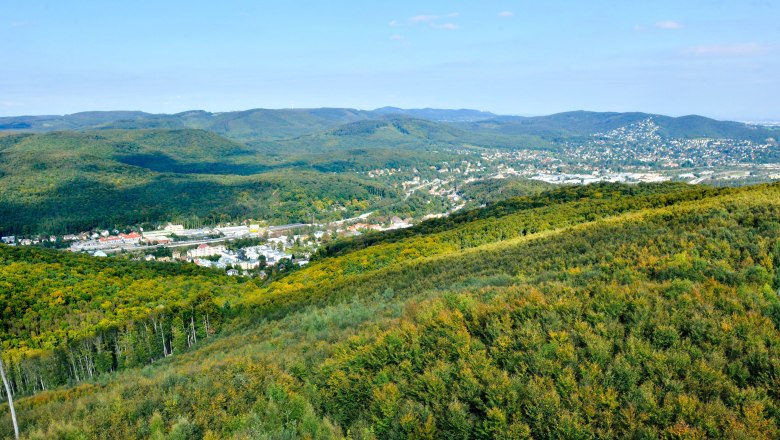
[407,14,459,30]
[430,23,458,30]
[388,20,399,27]
[409,15,438,24]
[498,11,513,17]
[655,20,682,30]
[682,42,770,56]
[390,34,405,41]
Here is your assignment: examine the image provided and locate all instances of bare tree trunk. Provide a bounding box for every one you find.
[190,313,197,345]
[0,345,20,440]
[159,315,168,357]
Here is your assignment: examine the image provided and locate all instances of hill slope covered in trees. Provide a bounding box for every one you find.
[2,108,773,144]
[0,129,399,234]
[2,182,780,439]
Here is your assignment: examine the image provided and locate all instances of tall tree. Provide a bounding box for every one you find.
[0,343,20,440]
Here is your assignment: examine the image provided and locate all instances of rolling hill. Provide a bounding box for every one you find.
[2,182,780,438]
[2,106,779,237]
[2,108,774,144]
[458,110,778,142]
[0,108,495,142]
[0,129,397,234]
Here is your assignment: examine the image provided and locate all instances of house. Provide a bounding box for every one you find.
[93,250,108,257]
[120,232,142,244]
[194,259,212,268]
[187,244,226,258]
[145,236,172,245]
[0,236,15,244]
[164,224,185,233]
[244,248,261,260]
[144,254,156,261]
[98,236,122,245]
[237,260,261,270]
[268,236,289,247]
[218,255,239,266]
[226,269,239,276]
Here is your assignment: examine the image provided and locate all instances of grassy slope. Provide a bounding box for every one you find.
[3,182,780,438]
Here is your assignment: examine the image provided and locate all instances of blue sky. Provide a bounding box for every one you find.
[2,1,779,120]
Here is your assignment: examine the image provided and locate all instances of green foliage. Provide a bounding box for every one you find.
[0,129,398,234]
[458,177,554,208]
[4,182,780,439]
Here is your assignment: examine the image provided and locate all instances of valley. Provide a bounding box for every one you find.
[1,107,780,439]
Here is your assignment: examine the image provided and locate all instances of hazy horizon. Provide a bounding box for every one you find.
[3,105,780,124]
[2,1,779,120]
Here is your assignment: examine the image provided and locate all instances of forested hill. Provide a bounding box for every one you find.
[3,181,780,438]
[459,111,776,142]
[1,107,774,143]
[0,129,399,235]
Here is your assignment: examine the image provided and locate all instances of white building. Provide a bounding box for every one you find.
[187,244,226,258]
[164,224,185,233]
[216,225,250,238]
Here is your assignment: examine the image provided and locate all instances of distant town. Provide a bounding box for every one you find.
[0,214,415,277]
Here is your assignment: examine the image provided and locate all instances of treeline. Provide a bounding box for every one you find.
[0,245,255,405]
[1,296,223,397]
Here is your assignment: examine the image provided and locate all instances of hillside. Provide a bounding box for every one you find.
[0,108,495,142]
[461,111,778,142]
[0,129,396,234]
[2,106,778,236]
[0,109,370,140]
[2,182,780,438]
[2,108,774,145]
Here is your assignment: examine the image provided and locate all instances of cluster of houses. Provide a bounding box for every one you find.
[66,223,280,253]
[70,231,156,252]
[177,236,309,276]
[3,215,425,278]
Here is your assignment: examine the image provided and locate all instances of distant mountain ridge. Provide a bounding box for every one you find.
[0,107,495,141]
[2,107,774,143]
[458,110,776,143]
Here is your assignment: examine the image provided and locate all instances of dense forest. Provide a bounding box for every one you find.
[0,130,405,235]
[2,182,780,438]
